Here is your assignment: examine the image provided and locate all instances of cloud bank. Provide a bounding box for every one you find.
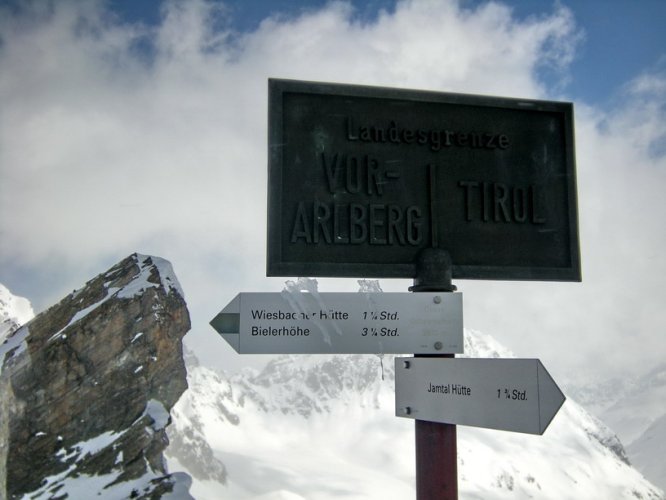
[0,0,664,379]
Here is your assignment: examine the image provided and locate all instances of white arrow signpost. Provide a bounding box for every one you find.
[395,357,565,435]
[211,292,463,355]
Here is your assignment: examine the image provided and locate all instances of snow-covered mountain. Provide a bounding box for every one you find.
[599,363,666,444]
[0,283,34,341]
[628,412,666,492]
[167,328,664,500]
[566,362,666,490]
[5,279,662,497]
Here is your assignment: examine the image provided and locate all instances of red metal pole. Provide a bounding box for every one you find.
[411,166,459,498]
[410,244,459,498]
[415,355,458,499]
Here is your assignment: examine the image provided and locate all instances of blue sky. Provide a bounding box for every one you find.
[0,0,664,381]
[107,0,666,106]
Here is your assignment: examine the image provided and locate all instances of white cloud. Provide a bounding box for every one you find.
[0,0,663,379]
[0,0,579,264]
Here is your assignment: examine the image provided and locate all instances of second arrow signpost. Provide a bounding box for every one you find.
[211,292,463,355]
[395,357,565,435]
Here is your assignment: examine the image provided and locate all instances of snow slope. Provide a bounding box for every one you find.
[167,328,664,500]
[567,362,666,490]
[600,363,666,445]
[628,412,666,492]
[0,283,34,342]
[607,364,666,491]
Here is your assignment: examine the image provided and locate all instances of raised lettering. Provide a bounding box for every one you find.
[344,117,510,151]
[313,199,331,243]
[350,203,367,244]
[291,202,312,243]
[387,205,406,245]
[406,206,423,245]
[444,130,454,147]
[457,180,547,224]
[333,204,349,244]
[530,185,546,224]
[346,117,358,141]
[369,204,387,244]
[346,156,362,194]
[512,186,528,223]
[494,183,511,222]
[482,182,491,222]
[430,130,442,151]
[458,180,479,221]
[367,157,382,195]
[293,202,424,246]
[388,121,400,143]
[323,152,339,194]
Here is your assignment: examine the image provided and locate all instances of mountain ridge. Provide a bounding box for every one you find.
[167,328,664,499]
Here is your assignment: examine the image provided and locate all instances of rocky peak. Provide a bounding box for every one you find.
[0,253,192,499]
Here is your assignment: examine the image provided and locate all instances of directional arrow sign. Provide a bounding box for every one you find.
[210,292,463,355]
[395,357,565,434]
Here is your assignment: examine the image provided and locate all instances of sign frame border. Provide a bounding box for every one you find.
[267,78,581,282]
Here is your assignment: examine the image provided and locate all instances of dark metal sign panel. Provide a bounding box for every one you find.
[267,79,580,281]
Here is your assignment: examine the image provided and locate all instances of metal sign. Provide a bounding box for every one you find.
[395,357,565,434]
[210,292,463,354]
[267,78,580,281]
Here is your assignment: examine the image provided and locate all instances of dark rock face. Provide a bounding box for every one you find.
[0,254,192,499]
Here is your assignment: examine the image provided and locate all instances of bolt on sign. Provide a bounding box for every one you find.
[267,79,580,281]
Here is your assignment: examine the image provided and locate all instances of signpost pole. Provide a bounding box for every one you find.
[264,79,577,499]
[415,417,457,500]
[409,248,458,500]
